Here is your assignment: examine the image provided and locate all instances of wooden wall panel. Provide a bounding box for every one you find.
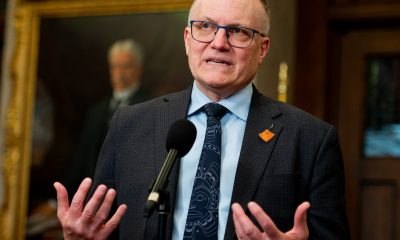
[295,1,400,240]
[361,183,395,240]
[294,0,328,119]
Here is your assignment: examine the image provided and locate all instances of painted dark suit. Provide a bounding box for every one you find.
[92,85,350,239]
[64,87,150,194]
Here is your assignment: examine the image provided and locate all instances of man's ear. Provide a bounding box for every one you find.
[258,37,270,64]
[184,27,191,55]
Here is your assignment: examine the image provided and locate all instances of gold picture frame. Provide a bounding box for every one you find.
[0,0,192,239]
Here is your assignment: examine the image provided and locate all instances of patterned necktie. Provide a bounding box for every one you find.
[184,103,228,240]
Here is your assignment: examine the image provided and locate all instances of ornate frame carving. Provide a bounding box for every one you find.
[0,1,191,239]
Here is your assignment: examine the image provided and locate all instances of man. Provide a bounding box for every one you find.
[54,0,350,239]
[62,38,151,194]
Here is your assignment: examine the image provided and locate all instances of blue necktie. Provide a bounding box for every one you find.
[184,103,228,240]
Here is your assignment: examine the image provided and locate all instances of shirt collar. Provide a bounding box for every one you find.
[188,80,253,121]
[113,82,140,101]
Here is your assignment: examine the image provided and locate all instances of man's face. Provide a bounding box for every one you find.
[109,50,141,93]
[184,0,270,100]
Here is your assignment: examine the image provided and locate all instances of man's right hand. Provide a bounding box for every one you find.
[54,178,127,240]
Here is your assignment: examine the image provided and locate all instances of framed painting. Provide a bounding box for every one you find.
[0,0,192,239]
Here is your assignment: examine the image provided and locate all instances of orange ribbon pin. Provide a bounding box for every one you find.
[259,124,275,142]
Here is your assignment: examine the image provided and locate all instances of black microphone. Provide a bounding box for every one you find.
[143,119,197,217]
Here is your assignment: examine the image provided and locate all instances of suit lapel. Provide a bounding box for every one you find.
[224,88,284,239]
[153,87,192,172]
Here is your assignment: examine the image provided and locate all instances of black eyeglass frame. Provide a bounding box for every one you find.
[189,20,266,48]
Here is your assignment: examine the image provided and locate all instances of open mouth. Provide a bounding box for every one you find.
[205,58,232,66]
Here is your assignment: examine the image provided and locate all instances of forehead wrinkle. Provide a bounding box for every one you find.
[195,13,255,30]
[194,1,264,31]
[197,16,242,28]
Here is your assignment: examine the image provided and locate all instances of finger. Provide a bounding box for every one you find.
[232,203,248,239]
[91,188,117,227]
[101,204,128,236]
[232,203,262,239]
[69,178,92,218]
[81,184,108,224]
[247,201,280,239]
[292,202,310,234]
[54,182,69,219]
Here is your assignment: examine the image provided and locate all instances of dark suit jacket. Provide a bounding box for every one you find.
[64,87,150,195]
[93,85,350,239]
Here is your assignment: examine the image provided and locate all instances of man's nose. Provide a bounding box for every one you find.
[210,28,230,49]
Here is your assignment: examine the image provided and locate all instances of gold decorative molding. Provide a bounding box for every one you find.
[1,6,38,239]
[278,61,289,103]
[0,1,191,239]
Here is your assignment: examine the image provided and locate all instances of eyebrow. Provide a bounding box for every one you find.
[201,16,243,27]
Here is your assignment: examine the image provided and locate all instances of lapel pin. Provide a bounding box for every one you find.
[259,123,275,143]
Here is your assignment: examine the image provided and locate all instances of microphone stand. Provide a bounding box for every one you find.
[145,181,171,240]
[144,149,178,239]
[157,190,170,240]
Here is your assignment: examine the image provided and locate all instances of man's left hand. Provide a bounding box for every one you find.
[231,201,310,240]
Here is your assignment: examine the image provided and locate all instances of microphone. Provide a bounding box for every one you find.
[144,119,197,217]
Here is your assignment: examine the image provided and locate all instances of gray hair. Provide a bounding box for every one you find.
[188,0,271,35]
[108,39,144,66]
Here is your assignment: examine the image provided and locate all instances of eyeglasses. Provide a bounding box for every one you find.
[189,20,265,48]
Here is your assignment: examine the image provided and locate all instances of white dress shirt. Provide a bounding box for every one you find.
[172,81,252,239]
